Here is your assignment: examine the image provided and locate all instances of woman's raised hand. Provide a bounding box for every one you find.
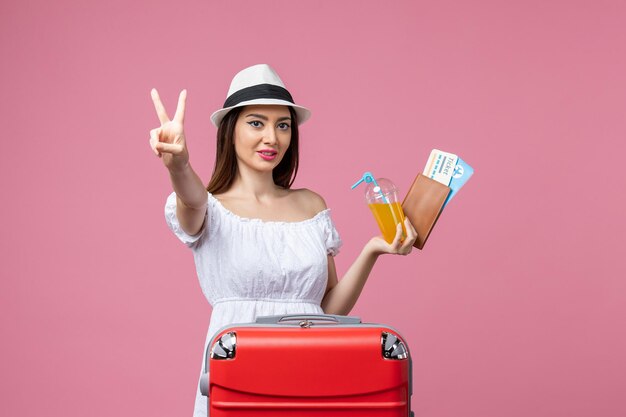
[149,88,189,171]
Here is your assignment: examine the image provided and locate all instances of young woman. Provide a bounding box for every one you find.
[149,64,417,417]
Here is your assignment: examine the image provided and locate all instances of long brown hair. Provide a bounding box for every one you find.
[206,106,300,194]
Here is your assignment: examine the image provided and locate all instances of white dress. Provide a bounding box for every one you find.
[164,191,343,417]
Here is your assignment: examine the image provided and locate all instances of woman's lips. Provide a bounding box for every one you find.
[257,150,277,161]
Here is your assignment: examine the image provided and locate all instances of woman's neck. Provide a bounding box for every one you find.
[228,165,283,200]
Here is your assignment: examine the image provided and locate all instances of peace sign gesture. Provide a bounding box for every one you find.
[149,88,189,171]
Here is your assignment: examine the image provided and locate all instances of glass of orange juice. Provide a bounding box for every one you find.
[353,172,407,244]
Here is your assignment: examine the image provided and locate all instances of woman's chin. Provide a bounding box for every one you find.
[238,161,281,174]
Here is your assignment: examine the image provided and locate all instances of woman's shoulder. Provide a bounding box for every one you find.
[288,188,328,215]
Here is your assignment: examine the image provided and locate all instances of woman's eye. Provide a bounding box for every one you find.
[248,121,263,128]
[278,123,291,130]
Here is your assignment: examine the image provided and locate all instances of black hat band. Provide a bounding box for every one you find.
[223,83,295,108]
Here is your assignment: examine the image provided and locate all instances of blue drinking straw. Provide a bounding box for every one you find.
[351,171,389,204]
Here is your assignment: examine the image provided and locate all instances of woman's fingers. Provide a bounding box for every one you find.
[391,219,415,255]
[154,141,185,155]
[399,234,414,254]
[173,89,187,124]
[149,128,161,157]
[398,218,417,254]
[368,220,417,257]
[404,218,418,243]
[151,88,171,125]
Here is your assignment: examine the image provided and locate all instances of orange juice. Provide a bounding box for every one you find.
[368,202,407,243]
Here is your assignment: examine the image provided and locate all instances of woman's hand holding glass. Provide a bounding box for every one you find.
[149,88,190,172]
[367,217,418,256]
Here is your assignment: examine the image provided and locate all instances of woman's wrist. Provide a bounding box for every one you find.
[363,238,384,258]
[167,159,192,176]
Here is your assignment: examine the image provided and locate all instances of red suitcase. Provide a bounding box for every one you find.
[200,314,413,416]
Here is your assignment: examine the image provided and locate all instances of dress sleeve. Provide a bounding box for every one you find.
[323,210,343,257]
[164,192,210,248]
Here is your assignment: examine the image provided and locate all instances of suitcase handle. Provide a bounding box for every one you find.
[199,372,209,397]
[255,314,362,325]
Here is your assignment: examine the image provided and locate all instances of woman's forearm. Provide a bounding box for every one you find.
[321,242,379,316]
[169,162,207,209]
[169,163,208,236]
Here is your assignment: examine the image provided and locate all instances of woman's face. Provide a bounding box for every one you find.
[233,105,292,174]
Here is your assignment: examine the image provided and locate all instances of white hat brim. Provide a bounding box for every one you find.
[210,98,311,127]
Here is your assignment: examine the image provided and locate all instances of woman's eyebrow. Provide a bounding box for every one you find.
[245,113,291,122]
[245,113,268,120]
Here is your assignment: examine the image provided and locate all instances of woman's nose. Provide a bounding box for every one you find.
[263,128,278,144]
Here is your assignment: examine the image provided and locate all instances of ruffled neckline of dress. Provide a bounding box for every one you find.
[207,192,331,227]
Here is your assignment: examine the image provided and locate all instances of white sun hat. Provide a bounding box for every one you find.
[210,64,312,127]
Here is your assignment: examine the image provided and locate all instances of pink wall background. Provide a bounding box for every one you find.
[2,0,625,416]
